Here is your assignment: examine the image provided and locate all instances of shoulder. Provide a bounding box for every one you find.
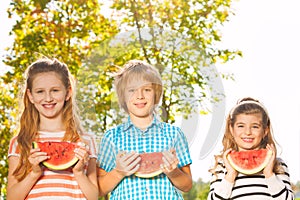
[103,123,126,137]
[160,122,183,133]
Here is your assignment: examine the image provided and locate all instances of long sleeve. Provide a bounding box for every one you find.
[207,158,295,200]
[264,159,294,200]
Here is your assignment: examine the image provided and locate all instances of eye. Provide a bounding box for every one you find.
[128,88,135,93]
[52,89,60,92]
[252,125,260,129]
[36,90,44,94]
[144,87,153,92]
[236,124,244,128]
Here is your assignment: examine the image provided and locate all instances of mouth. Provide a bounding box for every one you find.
[134,102,147,108]
[42,103,56,109]
[241,137,254,143]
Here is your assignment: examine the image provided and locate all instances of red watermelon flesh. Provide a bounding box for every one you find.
[227,149,272,175]
[33,141,79,170]
[135,152,163,178]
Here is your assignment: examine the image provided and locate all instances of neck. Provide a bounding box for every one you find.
[130,114,154,130]
[39,115,65,132]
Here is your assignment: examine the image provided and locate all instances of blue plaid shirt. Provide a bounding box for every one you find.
[98,115,192,200]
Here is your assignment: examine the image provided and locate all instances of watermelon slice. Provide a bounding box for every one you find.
[135,152,163,178]
[227,149,272,175]
[33,141,79,170]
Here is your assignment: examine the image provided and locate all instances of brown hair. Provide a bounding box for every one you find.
[210,97,283,177]
[113,60,163,113]
[13,57,83,181]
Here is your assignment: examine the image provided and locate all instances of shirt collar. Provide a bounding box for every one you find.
[124,114,164,132]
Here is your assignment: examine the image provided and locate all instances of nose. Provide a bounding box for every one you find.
[136,88,145,100]
[245,127,251,135]
[45,92,53,102]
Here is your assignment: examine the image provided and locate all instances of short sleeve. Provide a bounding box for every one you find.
[174,128,192,168]
[97,131,117,172]
[8,136,20,158]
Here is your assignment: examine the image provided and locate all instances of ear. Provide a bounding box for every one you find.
[65,87,72,101]
[264,126,270,137]
[27,89,34,103]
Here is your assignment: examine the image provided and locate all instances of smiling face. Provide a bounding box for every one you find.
[27,72,71,121]
[125,78,155,121]
[230,113,267,151]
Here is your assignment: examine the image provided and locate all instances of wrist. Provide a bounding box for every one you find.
[113,169,126,180]
[264,172,274,178]
[225,172,237,183]
[29,170,42,180]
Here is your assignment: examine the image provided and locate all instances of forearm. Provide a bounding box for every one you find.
[7,171,40,200]
[265,174,294,200]
[166,167,192,192]
[74,159,98,200]
[98,168,124,196]
[74,172,98,200]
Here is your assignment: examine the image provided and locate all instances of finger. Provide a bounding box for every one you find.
[29,155,49,165]
[30,151,48,159]
[162,151,176,163]
[126,156,141,171]
[121,152,139,163]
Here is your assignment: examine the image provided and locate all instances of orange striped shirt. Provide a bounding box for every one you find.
[8,131,97,200]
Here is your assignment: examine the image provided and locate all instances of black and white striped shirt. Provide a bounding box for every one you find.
[208,158,294,200]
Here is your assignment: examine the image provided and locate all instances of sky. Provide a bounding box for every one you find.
[1,0,300,184]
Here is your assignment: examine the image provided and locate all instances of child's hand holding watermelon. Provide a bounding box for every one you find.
[160,149,179,174]
[73,142,91,173]
[262,144,276,178]
[115,151,141,177]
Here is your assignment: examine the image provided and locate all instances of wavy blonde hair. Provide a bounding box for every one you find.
[13,57,84,181]
[210,97,284,177]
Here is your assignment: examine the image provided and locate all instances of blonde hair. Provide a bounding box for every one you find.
[113,60,163,113]
[13,57,84,181]
[210,97,284,177]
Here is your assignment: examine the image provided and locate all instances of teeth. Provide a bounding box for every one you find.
[44,104,54,108]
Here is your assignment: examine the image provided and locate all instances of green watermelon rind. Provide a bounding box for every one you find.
[227,149,272,175]
[33,141,79,170]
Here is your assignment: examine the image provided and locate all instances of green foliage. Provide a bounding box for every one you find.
[0,0,241,198]
[183,178,210,200]
[0,0,117,197]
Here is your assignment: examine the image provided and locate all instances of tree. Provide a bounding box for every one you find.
[107,0,242,123]
[0,0,241,197]
[0,0,117,196]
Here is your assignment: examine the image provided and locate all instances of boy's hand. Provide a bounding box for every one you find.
[161,148,179,174]
[115,151,141,177]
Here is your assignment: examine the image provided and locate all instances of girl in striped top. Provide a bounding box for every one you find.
[208,97,294,200]
[7,57,98,200]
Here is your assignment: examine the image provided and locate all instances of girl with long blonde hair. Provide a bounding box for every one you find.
[7,57,98,200]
